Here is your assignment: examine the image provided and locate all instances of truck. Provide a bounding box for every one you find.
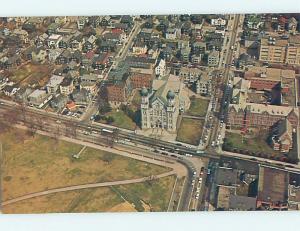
[196,150,205,154]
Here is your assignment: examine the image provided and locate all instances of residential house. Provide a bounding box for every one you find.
[0,76,8,90]
[47,34,62,49]
[196,73,212,96]
[2,85,19,97]
[211,17,227,26]
[180,47,191,62]
[56,50,71,65]
[288,17,298,34]
[165,28,180,40]
[70,33,84,50]
[83,35,97,52]
[71,88,91,105]
[28,89,48,107]
[49,94,68,111]
[48,49,63,63]
[77,17,88,30]
[46,75,65,94]
[132,40,148,55]
[179,67,202,84]
[47,23,60,34]
[31,48,47,63]
[154,59,166,78]
[92,53,109,70]
[192,41,206,54]
[60,77,74,96]
[14,87,33,103]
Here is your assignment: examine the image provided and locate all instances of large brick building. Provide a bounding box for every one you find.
[228,103,299,129]
[129,67,154,89]
[244,66,294,92]
[105,64,132,107]
[228,74,299,130]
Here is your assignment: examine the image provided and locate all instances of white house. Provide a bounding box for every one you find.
[47,34,63,49]
[155,59,166,78]
[211,17,227,27]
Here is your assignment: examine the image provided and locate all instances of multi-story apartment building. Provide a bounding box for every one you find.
[259,35,300,65]
[207,50,220,67]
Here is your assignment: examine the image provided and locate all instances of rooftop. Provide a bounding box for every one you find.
[257,166,288,203]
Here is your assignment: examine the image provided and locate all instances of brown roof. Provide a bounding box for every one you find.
[258,166,288,203]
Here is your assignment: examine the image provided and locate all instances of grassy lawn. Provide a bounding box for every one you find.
[114,175,176,212]
[2,187,124,214]
[187,97,209,117]
[8,63,53,87]
[3,176,175,213]
[105,109,137,130]
[176,118,204,145]
[224,131,278,155]
[1,128,170,201]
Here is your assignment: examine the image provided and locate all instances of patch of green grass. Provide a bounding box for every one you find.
[224,131,277,155]
[1,128,170,201]
[115,175,176,212]
[106,110,136,130]
[176,118,204,145]
[187,97,209,117]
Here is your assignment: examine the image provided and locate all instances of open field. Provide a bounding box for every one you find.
[1,128,170,201]
[8,63,54,87]
[224,130,299,163]
[187,97,210,117]
[113,175,176,212]
[176,118,204,145]
[2,187,123,213]
[224,131,276,154]
[2,176,176,213]
[105,109,137,130]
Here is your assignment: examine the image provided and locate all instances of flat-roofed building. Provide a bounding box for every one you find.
[130,67,154,89]
[259,36,300,65]
[257,166,289,210]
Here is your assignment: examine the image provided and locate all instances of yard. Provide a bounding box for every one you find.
[1,128,170,202]
[223,131,281,158]
[176,118,204,145]
[187,97,210,117]
[3,176,176,213]
[105,109,137,130]
[8,63,54,87]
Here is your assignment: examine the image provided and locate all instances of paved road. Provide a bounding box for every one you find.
[2,171,175,206]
